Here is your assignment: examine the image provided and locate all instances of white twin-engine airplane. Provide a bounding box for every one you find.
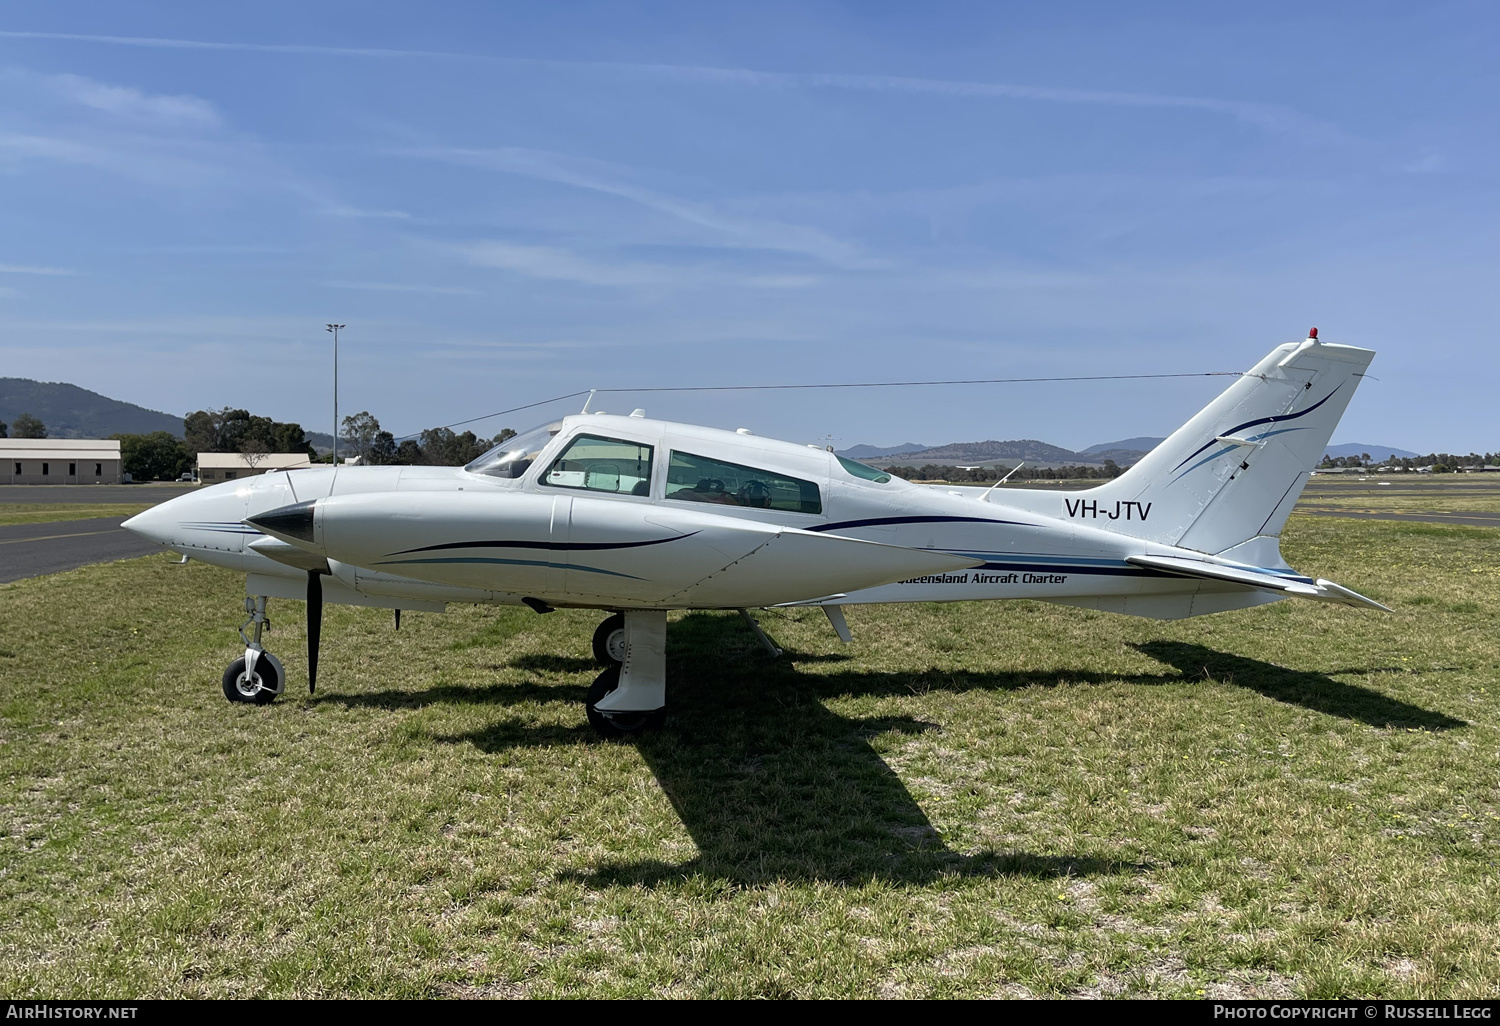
[124,332,1386,735]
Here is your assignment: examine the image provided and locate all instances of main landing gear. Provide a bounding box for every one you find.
[586,610,667,738]
[224,595,285,705]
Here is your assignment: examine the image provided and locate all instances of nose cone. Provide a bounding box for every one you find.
[121,503,174,546]
[245,500,318,549]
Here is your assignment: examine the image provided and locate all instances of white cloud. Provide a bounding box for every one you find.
[0,31,1334,139]
[321,205,414,220]
[463,241,679,287]
[0,263,74,275]
[318,280,479,295]
[1400,153,1446,173]
[406,147,876,268]
[460,240,818,289]
[41,72,220,127]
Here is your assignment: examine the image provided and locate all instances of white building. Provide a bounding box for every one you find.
[1,438,123,485]
[197,452,313,483]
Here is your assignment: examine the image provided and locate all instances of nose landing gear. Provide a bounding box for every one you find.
[223,595,285,705]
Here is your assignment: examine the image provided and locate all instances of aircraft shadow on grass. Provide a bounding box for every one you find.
[329,612,1462,886]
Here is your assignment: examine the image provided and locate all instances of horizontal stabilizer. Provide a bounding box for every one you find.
[1126,554,1390,611]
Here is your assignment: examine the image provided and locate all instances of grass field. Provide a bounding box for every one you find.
[1,514,1497,998]
[1300,479,1500,515]
[0,504,152,527]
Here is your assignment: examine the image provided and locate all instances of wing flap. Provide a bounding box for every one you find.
[1126,554,1390,611]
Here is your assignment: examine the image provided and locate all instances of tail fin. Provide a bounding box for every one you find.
[1003,335,1374,559]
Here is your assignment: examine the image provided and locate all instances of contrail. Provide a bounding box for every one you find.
[0,29,1331,136]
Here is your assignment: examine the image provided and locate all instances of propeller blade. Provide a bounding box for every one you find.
[307,571,323,694]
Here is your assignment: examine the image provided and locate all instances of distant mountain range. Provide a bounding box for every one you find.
[1324,443,1421,462]
[837,442,929,460]
[839,436,1164,468]
[840,436,1427,469]
[1,378,184,438]
[1080,436,1166,455]
[0,377,335,450]
[0,377,1435,468]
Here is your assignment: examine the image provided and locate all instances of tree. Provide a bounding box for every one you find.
[340,411,382,463]
[12,412,46,438]
[239,436,270,472]
[185,407,313,455]
[0,417,7,438]
[417,427,491,466]
[271,421,313,457]
[396,439,423,464]
[185,408,243,452]
[113,432,192,481]
[367,431,398,465]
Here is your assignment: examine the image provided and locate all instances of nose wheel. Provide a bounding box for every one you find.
[223,653,284,705]
[224,595,286,705]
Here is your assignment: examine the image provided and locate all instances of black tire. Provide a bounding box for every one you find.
[585,665,665,738]
[592,613,627,665]
[222,655,281,706]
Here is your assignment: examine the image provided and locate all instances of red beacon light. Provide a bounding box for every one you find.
[1308,327,1319,339]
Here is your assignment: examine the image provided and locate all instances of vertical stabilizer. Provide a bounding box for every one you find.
[993,334,1374,556]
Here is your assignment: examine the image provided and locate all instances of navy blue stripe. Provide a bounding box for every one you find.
[973,560,1170,578]
[1171,383,1343,472]
[809,515,1021,533]
[388,531,698,556]
[376,556,643,580]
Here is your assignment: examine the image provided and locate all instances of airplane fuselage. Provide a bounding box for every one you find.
[129,415,1294,620]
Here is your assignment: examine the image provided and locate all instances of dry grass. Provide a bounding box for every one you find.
[0,515,1496,997]
[0,504,152,526]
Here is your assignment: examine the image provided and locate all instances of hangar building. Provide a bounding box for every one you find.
[197,452,313,483]
[1,438,123,485]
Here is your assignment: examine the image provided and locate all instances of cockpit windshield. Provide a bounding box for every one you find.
[464,421,563,478]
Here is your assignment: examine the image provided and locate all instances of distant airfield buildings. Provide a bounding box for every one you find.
[0,438,122,485]
[196,452,312,483]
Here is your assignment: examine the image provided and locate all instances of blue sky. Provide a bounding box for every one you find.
[1,2,1494,452]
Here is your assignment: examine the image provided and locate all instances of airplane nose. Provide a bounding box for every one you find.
[245,500,318,548]
[121,503,174,546]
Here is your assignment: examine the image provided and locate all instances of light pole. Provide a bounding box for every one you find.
[326,324,344,464]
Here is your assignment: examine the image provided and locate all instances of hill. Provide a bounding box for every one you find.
[836,442,929,460]
[904,439,1081,463]
[1324,443,1420,462]
[1081,436,1165,455]
[0,379,183,438]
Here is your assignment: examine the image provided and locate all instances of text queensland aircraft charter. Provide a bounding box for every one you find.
[124,332,1386,735]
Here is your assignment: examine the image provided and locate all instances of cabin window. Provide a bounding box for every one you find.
[544,435,654,496]
[666,451,822,514]
[837,455,892,484]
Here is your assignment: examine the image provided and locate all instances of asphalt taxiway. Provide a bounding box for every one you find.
[0,516,167,584]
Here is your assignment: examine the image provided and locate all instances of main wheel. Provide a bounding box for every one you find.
[222,655,281,705]
[592,613,627,665]
[585,665,665,738]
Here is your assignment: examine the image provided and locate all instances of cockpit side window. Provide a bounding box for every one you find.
[544,435,654,496]
[666,451,822,514]
[837,455,892,483]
